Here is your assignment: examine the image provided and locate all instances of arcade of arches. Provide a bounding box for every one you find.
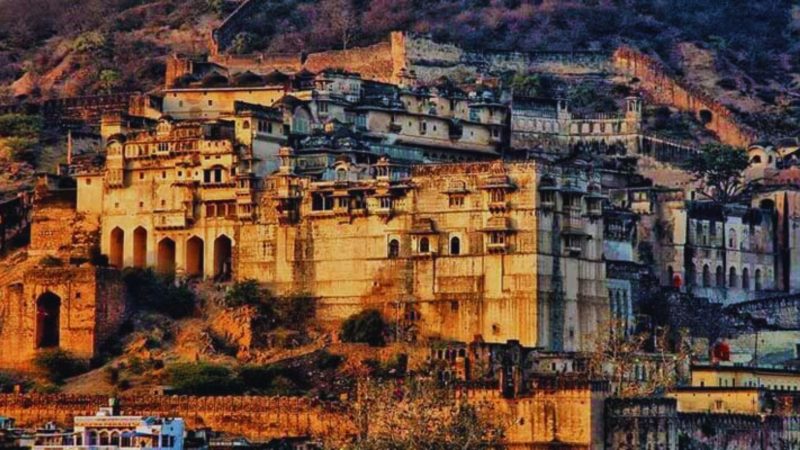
[109,228,233,278]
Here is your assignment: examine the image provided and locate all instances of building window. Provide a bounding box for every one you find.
[702,265,711,287]
[490,189,505,203]
[449,195,464,208]
[419,237,430,253]
[755,269,762,290]
[490,232,506,245]
[729,267,738,288]
[388,239,400,258]
[716,266,724,287]
[312,192,334,211]
[728,229,737,249]
[208,100,213,106]
[243,120,250,129]
[450,236,461,255]
[742,267,750,290]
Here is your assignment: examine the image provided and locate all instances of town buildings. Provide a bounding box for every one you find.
[30,399,184,450]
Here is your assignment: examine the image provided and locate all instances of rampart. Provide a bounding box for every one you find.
[613,46,757,148]
[726,293,800,330]
[0,93,138,128]
[207,31,611,84]
[0,394,355,441]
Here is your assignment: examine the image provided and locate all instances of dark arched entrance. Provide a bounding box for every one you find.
[36,292,61,348]
[157,238,176,274]
[186,236,204,277]
[213,235,232,280]
[110,227,124,268]
[133,227,147,268]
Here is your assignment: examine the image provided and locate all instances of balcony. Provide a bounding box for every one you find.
[154,209,192,230]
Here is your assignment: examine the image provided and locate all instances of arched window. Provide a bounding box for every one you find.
[742,267,750,290]
[755,269,762,290]
[729,267,738,288]
[702,265,711,287]
[88,432,98,446]
[728,229,737,249]
[100,431,110,446]
[716,266,724,287]
[419,237,430,253]
[450,236,461,255]
[242,120,250,129]
[388,239,400,258]
[121,432,132,447]
[110,432,120,446]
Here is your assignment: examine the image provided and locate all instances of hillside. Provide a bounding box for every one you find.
[0,0,798,137]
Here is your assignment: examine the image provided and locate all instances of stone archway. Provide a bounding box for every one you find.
[110,227,124,268]
[213,235,232,280]
[186,236,204,277]
[133,227,147,268]
[157,238,176,274]
[36,292,61,348]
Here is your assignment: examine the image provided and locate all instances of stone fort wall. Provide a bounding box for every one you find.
[0,394,356,441]
[205,32,611,85]
[613,46,757,148]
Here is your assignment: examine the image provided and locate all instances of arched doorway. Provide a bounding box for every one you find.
[186,236,204,277]
[110,227,124,268]
[213,235,232,280]
[157,238,176,274]
[36,292,61,348]
[133,227,147,268]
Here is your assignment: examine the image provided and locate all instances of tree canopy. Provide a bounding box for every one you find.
[686,143,750,203]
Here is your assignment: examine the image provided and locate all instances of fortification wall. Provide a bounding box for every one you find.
[0,394,355,441]
[304,41,395,82]
[403,33,610,82]
[613,47,756,148]
[207,31,611,85]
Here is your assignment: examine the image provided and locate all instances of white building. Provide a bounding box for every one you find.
[31,399,185,450]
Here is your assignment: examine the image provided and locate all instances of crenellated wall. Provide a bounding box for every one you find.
[0,394,356,442]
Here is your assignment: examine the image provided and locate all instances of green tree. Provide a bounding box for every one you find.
[223,279,269,308]
[98,69,121,95]
[122,268,195,319]
[340,309,386,346]
[686,144,750,203]
[34,349,88,383]
[166,363,244,395]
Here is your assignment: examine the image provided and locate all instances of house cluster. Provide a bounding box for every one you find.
[4,52,800,449]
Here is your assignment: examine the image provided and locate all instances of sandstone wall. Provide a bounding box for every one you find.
[206,31,611,85]
[613,46,757,148]
[304,41,395,82]
[0,394,355,441]
[0,266,125,368]
[403,33,610,82]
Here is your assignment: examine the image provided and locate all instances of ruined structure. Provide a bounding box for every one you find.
[0,180,125,368]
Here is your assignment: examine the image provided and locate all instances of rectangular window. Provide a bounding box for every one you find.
[449,195,464,208]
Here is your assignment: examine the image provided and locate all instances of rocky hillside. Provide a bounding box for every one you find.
[1,0,798,136]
